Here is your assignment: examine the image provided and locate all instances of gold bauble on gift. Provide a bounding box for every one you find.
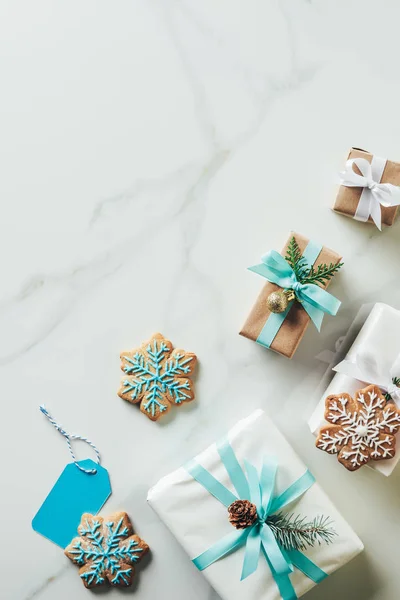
[266,290,295,313]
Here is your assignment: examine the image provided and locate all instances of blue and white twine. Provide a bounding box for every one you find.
[39,405,101,474]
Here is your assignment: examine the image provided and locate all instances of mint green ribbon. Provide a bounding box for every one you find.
[248,241,341,349]
[185,441,327,600]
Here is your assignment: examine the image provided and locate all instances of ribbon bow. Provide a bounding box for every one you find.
[340,157,400,230]
[334,351,400,403]
[186,441,327,600]
[249,250,340,332]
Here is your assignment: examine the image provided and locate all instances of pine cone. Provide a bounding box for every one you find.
[228,500,257,529]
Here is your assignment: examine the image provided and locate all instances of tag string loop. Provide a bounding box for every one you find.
[39,405,100,474]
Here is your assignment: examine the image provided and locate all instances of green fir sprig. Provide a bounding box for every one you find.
[385,377,400,402]
[285,236,343,288]
[266,512,337,552]
[285,236,309,282]
[302,262,344,286]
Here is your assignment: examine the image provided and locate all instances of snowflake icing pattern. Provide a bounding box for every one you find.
[117,333,197,421]
[316,384,400,471]
[65,512,149,589]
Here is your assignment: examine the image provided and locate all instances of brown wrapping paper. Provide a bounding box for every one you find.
[333,148,400,226]
[239,232,342,359]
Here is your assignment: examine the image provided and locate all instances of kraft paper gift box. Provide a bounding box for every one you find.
[148,410,363,600]
[240,232,342,359]
[309,303,400,477]
[334,148,400,227]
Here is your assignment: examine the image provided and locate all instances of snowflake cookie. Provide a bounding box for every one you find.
[316,384,400,471]
[65,512,149,589]
[117,333,197,421]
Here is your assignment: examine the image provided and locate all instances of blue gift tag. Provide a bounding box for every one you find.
[32,459,111,548]
[32,406,112,548]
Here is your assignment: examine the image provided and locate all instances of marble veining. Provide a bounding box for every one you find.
[2,1,400,599]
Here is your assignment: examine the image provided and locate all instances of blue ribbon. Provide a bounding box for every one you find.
[248,240,341,349]
[185,440,327,600]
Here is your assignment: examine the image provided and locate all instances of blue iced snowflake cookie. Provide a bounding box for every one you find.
[65,512,149,589]
[118,332,197,421]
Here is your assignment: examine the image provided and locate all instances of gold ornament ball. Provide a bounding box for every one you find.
[266,291,289,313]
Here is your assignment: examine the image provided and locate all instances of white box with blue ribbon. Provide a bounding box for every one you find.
[148,410,363,600]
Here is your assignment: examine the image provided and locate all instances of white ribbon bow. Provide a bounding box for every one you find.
[334,351,400,404]
[340,157,400,230]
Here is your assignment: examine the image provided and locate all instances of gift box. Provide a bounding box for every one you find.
[309,303,400,476]
[148,410,363,600]
[239,232,342,359]
[334,148,400,228]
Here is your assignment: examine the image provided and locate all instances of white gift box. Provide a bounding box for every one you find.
[309,303,400,477]
[148,410,363,600]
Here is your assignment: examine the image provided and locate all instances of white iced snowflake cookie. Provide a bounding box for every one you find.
[316,384,400,471]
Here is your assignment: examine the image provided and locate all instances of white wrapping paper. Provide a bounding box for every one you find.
[309,302,400,476]
[148,410,363,600]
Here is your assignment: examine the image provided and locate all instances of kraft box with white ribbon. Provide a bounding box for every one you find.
[148,410,363,600]
[334,148,400,229]
[309,303,400,476]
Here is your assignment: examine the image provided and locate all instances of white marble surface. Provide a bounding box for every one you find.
[2,1,400,599]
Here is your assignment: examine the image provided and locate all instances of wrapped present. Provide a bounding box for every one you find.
[309,303,400,476]
[334,148,400,229]
[239,232,342,358]
[148,410,363,600]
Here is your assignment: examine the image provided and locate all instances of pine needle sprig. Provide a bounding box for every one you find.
[285,236,309,282]
[302,262,344,286]
[285,236,343,288]
[385,377,400,402]
[266,512,337,552]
